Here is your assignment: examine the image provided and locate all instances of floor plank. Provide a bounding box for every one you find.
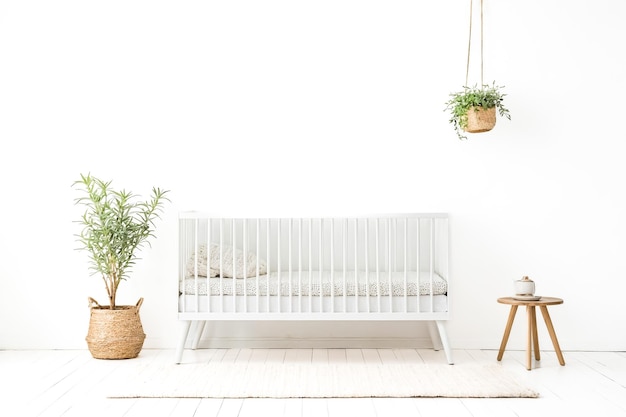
[282,398,303,417]
[238,398,284,417]
[372,398,418,417]
[361,348,382,364]
[265,348,287,364]
[301,399,328,417]
[194,398,224,417]
[249,348,269,363]
[413,398,473,417]
[345,348,364,363]
[327,398,376,417]
[311,348,329,364]
[284,348,312,363]
[216,399,244,417]
[327,349,346,363]
[377,348,400,364]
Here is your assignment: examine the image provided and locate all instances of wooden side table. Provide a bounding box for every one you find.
[497,296,565,370]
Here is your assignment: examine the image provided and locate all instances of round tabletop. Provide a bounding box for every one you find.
[497,296,563,306]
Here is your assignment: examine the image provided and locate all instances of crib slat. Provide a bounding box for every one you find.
[288,218,293,313]
[429,218,434,313]
[206,218,211,313]
[416,218,421,313]
[308,218,312,313]
[277,219,281,313]
[354,218,359,314]
[193,219,198,313]
[242,219,245,309]
[376,218,381,313]
[256,219,260,314]
[219,218,224,313]
[387,219,395,312]
[231,219,236,312]
[404,218,408,313]
[318,218,323,313]
[298,218,303,313]
[242,219,246,313]
[330,218,335,313]
[343,218,347,313]
[266,218,271,313]
[365,219,370,313]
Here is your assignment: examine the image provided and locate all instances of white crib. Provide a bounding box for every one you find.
[176,213,453,364]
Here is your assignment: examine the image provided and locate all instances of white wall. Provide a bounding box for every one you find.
[1,0,625,352]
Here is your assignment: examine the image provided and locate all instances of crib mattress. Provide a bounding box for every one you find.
[179,293,448,314]
[180,270,447,297]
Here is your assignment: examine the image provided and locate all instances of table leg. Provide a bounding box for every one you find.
[531,306,540,361]
[498,305,518,361]
[539,305,565,366]
[526,306,532,370]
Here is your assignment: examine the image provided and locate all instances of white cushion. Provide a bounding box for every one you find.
[186,243,267,279]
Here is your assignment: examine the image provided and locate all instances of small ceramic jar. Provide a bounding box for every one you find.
[514,276,535,296]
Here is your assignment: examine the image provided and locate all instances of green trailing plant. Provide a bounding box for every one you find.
[444,82,511,140]
[73,173,170,309]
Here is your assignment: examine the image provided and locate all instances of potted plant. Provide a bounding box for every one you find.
[73,173,170,359]
[444,82,511,140]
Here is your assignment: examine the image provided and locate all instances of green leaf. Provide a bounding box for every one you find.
[72,173,171,309]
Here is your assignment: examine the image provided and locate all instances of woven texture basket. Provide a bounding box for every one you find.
[86,297,146,360]
[465,106,496,133]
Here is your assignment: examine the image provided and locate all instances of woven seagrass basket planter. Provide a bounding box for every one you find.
[86,297,146,360]
[465,106,496,133]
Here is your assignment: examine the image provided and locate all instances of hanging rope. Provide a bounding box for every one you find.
[465,0,473,86]
[480,0,484,86]
[465,0,484,87]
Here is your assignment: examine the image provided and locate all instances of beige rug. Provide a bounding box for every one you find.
[107,362,539,398]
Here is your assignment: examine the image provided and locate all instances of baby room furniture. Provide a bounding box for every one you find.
[497,296,565,370]
[176,213,452,364]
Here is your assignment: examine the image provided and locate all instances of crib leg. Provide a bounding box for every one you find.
[175,320,192,364]
[427,322,444,351]
[192,321,206,350]
[435,320,454,365]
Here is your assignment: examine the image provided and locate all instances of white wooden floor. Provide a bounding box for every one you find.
[1,348,625,417]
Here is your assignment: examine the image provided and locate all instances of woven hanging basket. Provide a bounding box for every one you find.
[86,297,146,360]
[465,106,496,133]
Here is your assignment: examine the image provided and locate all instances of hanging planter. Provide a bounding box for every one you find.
[445,82,509,140]
[444,0,511,140]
